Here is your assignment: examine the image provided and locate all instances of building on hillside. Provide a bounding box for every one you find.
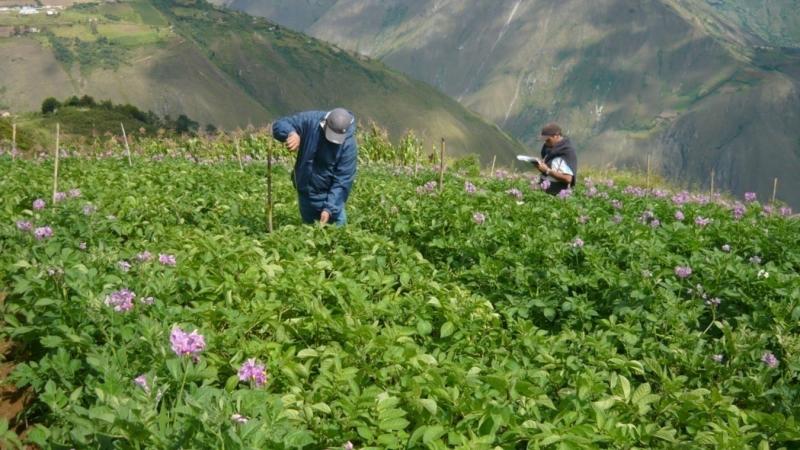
[19,6,39,15]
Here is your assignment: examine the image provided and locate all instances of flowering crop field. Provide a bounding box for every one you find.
[1,151,799,449]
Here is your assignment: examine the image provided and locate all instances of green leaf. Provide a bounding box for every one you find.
[417,319,433,336]
[592,398,616,411]
[423,425,445,444]
[440,321,455,338]
[379,417,410,431]
[619,375,631,402]
[631,383,651,405]
[311,402,331,414]
[418,398,437,415]
[297,349,319,358]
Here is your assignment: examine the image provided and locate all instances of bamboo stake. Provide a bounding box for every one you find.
[772,178,778,204]
[266,140,274,233]
[710,169,715,195]
[120,123,132,167]
[645,153,651,190]
[235,139,244,171]
[11,123,16,156]
[438,138,445,191]
[52,123,60,204]
[490,155,497,177]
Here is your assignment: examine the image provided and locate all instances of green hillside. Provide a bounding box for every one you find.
[219,0,800,208]
[0,0,524,162]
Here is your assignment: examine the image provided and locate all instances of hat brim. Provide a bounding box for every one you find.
[325,126,347,145]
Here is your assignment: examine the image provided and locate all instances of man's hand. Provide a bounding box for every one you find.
[320,210,331,225]
[537,161,550,174]
[285,132,301,151]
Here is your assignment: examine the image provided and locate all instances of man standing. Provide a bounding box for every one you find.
[533,123,578,195]
[272,108,357,225]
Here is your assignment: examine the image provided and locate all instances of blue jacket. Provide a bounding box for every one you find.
[272,110,358,219]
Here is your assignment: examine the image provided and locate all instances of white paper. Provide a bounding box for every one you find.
[516,155,537,162]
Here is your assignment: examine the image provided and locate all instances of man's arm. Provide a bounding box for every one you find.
[323,140,358,218]
[537,159,573,184]
[272,111,321,151]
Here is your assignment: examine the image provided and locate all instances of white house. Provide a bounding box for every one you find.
[19,6,39,15]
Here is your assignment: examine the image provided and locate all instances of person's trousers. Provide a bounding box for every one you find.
[298,195,347,226]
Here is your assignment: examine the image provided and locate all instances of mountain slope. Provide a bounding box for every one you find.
[0,0,524,160]
[217,0,800,207]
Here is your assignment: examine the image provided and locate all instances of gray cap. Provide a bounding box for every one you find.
[323,108,354,144]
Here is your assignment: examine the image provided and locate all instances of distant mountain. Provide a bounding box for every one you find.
[219,0,800,206]
[0,0,524,160]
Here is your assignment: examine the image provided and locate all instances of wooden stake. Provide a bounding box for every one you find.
[414,144,419,177]
[235,139,244,171]
[490,155,497,177]
[772,178,778,204]
[120,123,132,166]
[438,138,445,191]
[645,153,651,190]
[11,123,16,155]
[52,123,60,204]
[266,140,274,233]
[710,169,715,195]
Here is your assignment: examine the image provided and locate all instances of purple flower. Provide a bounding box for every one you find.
[83,204,96,216]
[494,169,509,180]
[137,251,153,262]
[674,266,692,279]
[780,206,793,217]
[672,192,690,206]
[572,237,584,248]
[343,442,355,450]
[540,179,551,191]
[472,212,486,225]
[694,216,712,228]
[170,327,206,358]
[744,192,757,203]
[750,256,762,265]
[33,199,46,210]
[721,244,731,252]
[578,215,589,224]
[54,192,67,202]
[762,205,773,216]
[712,354,724,363]
[159,254,177,266]
[417,181,438,195]
[16,220,33,232]
[585,187,598,197]
[105,289,136,312]
[650,219,661,228]
[761,352,779,368]
[506,188,523,200]
[79,242,87,250]
[558,189,573,199]
[118,260,132,272]
[34,226,53,240]
[612,214,623,224]
[134,375,150,393]
[141,296,155,305]
[464,181,477,194]
[231,413,249,424]
[674,210,685,221]
[238,358,268,387]
[69,188,81,198]
[611,199,623,210]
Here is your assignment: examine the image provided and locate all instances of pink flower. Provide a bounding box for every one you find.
[238,358,268,387]
[761,352,779,368]
[16,220,33,232]
[572,237,584,248]
[674,266,692,279]
[118,260,131,272]
[137,251,153,262]
[472,212,486,225]
[134,375,150,393]
[33,199,46,210]
[159,254,177,266]
[170,327,206,358]
[69,188,81,198]
[694,216,712,227]
[674,210,685,221]
[464,181,477,194]
[54,192,67,202]
[105,289,136,312]
[744,192,757,203]
[34,226,53,240]
[343,442,355,450]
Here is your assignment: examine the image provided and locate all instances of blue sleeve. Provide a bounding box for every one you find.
[272,111,322,142]
[323,138,358,217]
